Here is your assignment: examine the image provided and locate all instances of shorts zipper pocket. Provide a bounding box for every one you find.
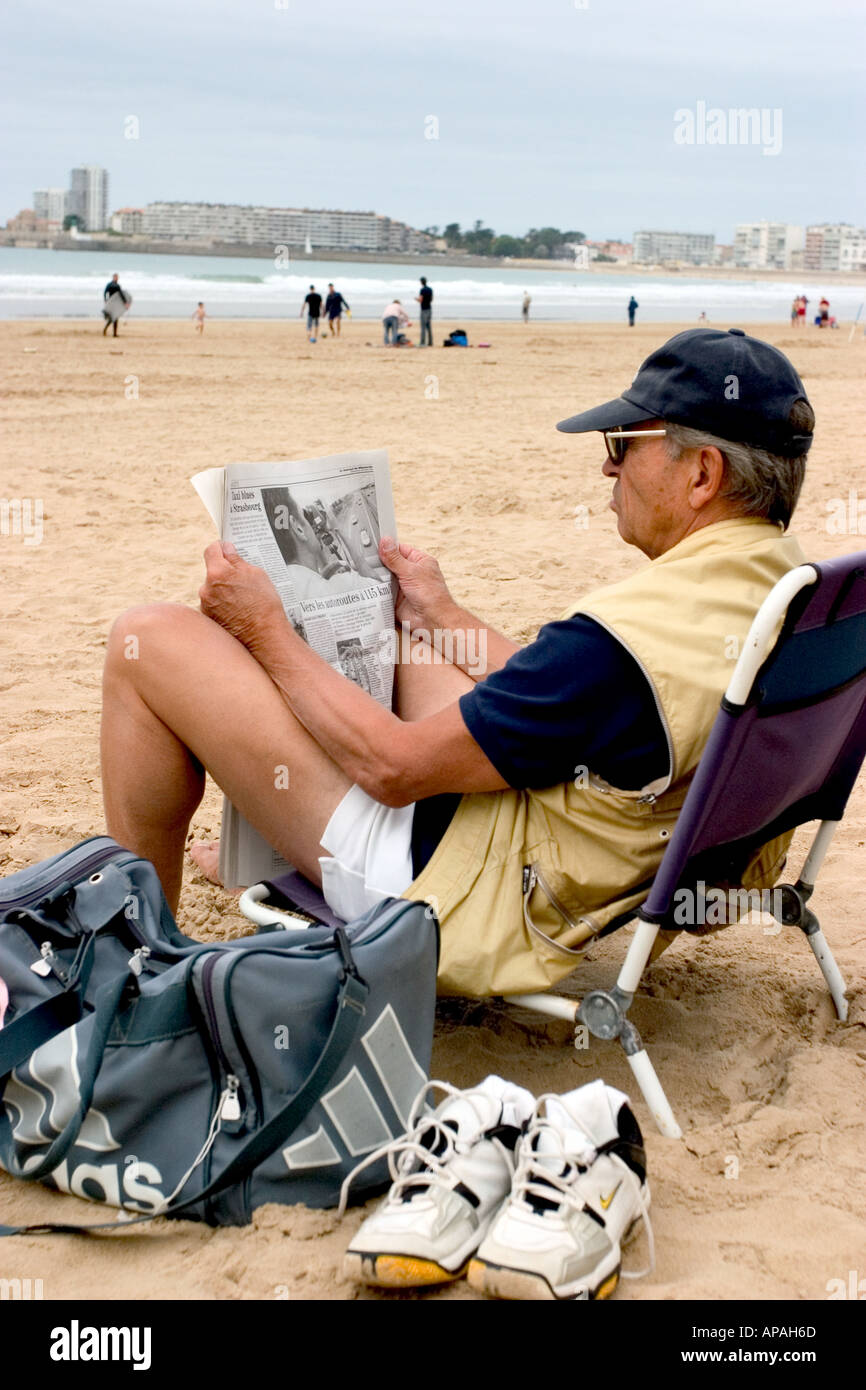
[522,862,601,959]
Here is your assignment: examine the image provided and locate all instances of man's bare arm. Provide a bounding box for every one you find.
[198,541,510,806]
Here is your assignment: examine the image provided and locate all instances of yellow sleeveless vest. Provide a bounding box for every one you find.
[407,518,806,997]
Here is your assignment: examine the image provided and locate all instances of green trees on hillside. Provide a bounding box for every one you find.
[424,221,585,258]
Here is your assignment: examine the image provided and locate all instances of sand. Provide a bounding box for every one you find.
[1,316,864,1301]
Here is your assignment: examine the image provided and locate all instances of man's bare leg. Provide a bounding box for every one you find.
[190,627,474,878]
[101,604,354,913]
[392,645,474,721]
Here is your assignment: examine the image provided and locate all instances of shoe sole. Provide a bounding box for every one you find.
[343,1251,468,1288]
[466,1257,620,1302]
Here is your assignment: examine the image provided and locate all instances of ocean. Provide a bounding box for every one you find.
[0,246,861,324]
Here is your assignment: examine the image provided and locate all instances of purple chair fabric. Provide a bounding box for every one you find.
[643,552,866,920]
[265,867,345,929]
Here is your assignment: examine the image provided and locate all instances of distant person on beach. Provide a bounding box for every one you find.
[102,273,128,337]
[301,285,323,342]
[192,302,207,334]
[798,295,808,326]
[325,283,351,337]
[416,277,434,347]
[382,299,411,346]
[819,297,830,327]
[698,311,708,322]
[628,296,639,327]
[790,297,800,328]
[521,291,531,322]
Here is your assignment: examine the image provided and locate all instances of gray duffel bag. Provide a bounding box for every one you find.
[0,837,438,1231]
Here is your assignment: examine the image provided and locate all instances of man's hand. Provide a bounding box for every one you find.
[378,536,456,638]
[199,541,285,654]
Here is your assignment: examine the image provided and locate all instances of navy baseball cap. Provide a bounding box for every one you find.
[556,328,813,456]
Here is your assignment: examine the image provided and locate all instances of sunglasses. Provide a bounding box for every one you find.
[603,428,667,465]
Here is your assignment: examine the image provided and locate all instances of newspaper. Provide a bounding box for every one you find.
[191,450,397,888]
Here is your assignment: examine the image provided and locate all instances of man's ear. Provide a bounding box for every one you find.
[690,445,726,509]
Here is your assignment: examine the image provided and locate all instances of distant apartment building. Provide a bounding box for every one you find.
[33,188,66,226]
[67,166,109,231]
[714,243,735,265]
[632,230,715,265]
[805,223,866,273]
[139,202,435,253]
[733,221,803,270]
[110,207,145,234]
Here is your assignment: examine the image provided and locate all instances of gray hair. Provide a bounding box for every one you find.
[664,399,813,530]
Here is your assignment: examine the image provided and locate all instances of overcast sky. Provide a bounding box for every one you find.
[3,0,863,242]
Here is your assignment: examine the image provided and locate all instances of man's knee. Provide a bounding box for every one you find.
[106,603,198,675]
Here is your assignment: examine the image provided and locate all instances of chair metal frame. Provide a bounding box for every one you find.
[506,563,859,1137]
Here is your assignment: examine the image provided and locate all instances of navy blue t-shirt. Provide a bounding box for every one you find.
[409,615,669,875]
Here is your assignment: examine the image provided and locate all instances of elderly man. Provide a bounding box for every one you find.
[101,329,813,995]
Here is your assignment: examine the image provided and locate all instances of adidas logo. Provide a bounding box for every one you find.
[4,1025,166,1211]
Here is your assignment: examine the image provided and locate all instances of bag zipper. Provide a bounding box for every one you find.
[29,941,69,983]
[193,914,396,1124]
[127,946,151,977]
[5,845,158,955]
[200,953,244,1121]
[1,842,127,915]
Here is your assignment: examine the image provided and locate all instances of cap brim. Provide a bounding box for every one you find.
[555,396,658,434]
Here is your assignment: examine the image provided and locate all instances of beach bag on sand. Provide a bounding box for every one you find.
[0,837,438,1230]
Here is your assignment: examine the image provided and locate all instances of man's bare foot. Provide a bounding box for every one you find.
[188,839,226,886]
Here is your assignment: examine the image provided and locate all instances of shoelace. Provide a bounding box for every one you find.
[511,1095,656,1281]
[337,1079,493,1219]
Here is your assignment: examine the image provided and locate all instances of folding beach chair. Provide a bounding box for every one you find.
[508,551,866,1136]
[241,552,866,1139]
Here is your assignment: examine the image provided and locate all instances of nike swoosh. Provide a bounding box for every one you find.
[599,1184,621,1211]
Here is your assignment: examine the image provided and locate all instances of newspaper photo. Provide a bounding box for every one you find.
[191,450,397,888]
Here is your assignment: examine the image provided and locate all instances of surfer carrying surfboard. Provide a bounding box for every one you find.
[102,273,131,337]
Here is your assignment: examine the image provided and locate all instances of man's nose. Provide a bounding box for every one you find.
[602,457,620,479]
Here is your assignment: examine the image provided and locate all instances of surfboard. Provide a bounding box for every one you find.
[103,290,132,322]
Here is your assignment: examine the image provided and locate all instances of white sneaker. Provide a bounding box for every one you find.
[342,1075,535,1288]
[467,1080,653,1301]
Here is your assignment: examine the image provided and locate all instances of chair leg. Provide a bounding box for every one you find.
[505,993,579,1025]
[623,1030,683,1140]
[578,913,684,1136]
[775,883,849,1022]
[616,920,662,994]
[806,928,849,1022]
[508,918,684,1137]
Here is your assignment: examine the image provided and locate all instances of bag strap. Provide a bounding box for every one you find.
[0,939,369,1236]
[0,967,132,1183]
[0,928,99,1082]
